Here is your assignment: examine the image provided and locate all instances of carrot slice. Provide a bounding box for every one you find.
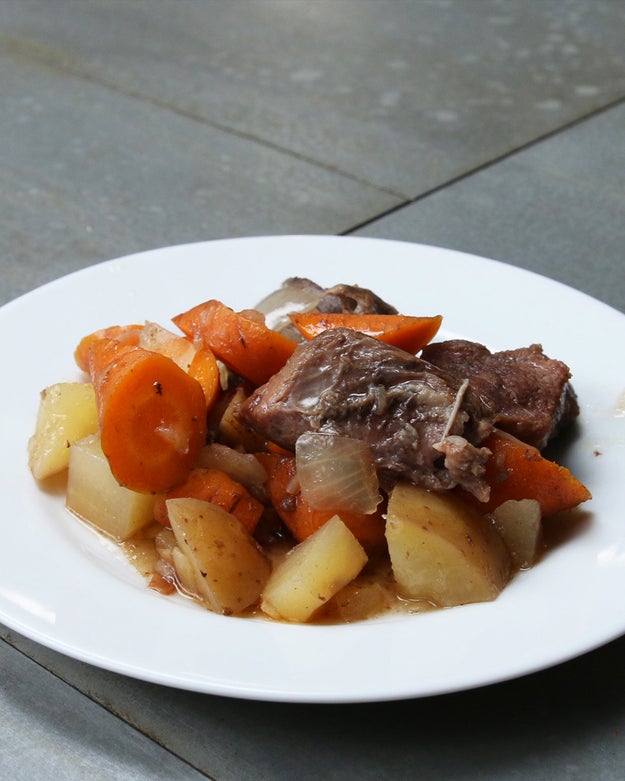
[88,339,207,494]
[173,300,297,386]
[256,453,387,552]
[288,312,443,353]
[74,324,143,372]
[468,429,591,517]
[153,467,263,535]
[188,347,222,411]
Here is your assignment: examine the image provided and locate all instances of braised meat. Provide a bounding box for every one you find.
[254,279,398,342]
[315,283,398,315]
[420,340,579,449]
[243,329,494,501]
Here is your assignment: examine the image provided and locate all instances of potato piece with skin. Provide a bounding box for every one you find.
[261,515,368,623]
[330,580,396,623]
[172,545,202,597]
[28,382,99,480]
[167,497,270,616]
[386,483,510,608]
[66,434,155,540]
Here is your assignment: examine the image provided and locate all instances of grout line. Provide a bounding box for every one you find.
[341,92,625,235]
[1,633,217,780]
[5,35,625,237]
[87,79,408,200]
[3,35,408,201]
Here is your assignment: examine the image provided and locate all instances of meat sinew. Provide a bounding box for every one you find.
[420,340,579,449]
[242,329,495,501]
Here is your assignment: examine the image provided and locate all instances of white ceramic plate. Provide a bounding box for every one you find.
[2,235,624,703]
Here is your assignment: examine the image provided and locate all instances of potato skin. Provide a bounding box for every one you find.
[167,497,270,615]
[386,483,511,607]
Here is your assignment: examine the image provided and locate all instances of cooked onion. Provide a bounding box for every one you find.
[197,443,267,488]
[295,432,381,514]
[254,278,322,337]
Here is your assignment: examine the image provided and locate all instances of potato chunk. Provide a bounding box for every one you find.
[385,483,510,608]
[28,382,98,480]
[491,499,542,568]
[167,497,270,615]
[261,515,368,623]
[66,434,155,540]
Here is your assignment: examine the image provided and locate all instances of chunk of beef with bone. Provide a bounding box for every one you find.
[420,340,579,450]
[242,329,494,501]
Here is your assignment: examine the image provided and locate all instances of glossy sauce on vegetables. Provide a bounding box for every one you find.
[121,523,435,623]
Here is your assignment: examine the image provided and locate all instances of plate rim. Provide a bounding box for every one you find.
[2,234,624,703]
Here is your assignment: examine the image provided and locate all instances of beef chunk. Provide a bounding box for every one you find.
[243,329,494,501]
[420,340,579,449]
[315,283,398,315]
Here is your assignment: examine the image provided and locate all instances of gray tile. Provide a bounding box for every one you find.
[2,0,624,198]
[0,47,401,305]
[2,3,625,780]
[4,626,625,781]
[0,639,207,781]
[356,101,625,313]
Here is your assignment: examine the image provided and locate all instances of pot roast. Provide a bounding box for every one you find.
[242,328,494,501]
[420,340,579,449]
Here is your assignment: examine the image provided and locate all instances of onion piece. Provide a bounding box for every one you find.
[254,278,323,338]
[295,432,381,514]
[197,442,267,488]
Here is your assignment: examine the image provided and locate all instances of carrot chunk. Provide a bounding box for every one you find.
[88,339,207,494]
[256,453,387,552]
[288,312,443,353]
[74,324,143,372]
[475,430,592,516]
[173,299,297,386]
[153,467,263,535]
[188,347,222,411]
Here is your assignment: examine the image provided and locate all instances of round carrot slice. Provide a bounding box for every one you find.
[89,340,207,493]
